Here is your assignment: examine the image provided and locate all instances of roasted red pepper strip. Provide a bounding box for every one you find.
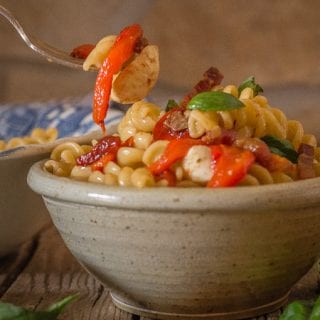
[70,44,95,59]
[91,152,116,171]
[153,107,190,141]
[122,136,135,147]
[156,170,177,187]
[207,145,255,187]
[76,136,121,167]
[93,24,143,132]
[149,138,204,175]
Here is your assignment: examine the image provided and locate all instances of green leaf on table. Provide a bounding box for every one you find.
[279,300,311,320]
[238,76,263,96]
[165,99,179,112]
[309,296,320,320]
[187,91,244,111]
[0,294,78,320]
[261,135,298,163]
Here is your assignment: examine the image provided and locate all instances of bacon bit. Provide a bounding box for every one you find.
[180,67,224,107]
[235,138,272,168]
[76,136,121,166]
[163,109,188,132]
[298,143,314,156]
[153,107,190,141]
[70,44,95,59]
[267,154,295,174]
[202,129,237,146]
[134,37,149,54]
[297,144,316,179]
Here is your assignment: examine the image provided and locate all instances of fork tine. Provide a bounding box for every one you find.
[29,36,84,69]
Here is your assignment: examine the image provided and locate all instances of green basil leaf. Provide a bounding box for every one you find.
[261,135,298,163]
[0,294,78,320]
[279,300,311,320]
[46,294,79,315]
[165,99,179,112]
[309,296,320,320]
[187,91,244,111]
[238,76,263,96]
[0,303,27,320]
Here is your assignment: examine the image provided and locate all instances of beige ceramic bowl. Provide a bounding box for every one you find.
[27,163,320,319]
[0,131,101,257]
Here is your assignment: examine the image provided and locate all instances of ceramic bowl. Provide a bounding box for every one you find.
[0,131,105,257]
[0,97,123,257]
[27,163,320,319]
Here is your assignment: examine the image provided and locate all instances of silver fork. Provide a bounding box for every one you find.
[0,5,87,70]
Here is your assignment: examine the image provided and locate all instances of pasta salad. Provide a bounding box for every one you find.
[44,24,320,188]
[44,72,320,187]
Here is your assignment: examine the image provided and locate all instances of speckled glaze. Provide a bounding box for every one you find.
[0,131,101,257]
[28,161,320,319]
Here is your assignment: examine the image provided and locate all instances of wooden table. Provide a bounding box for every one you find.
[0,223,319,320]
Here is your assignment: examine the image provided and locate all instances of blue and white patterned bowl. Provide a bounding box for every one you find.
[0,96,123,256]
[0,94,123,145]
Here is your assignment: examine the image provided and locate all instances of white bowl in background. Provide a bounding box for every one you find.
[0,97,123,256]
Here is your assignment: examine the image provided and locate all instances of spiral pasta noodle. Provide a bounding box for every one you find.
[213,89,288,140]
[239,164,294,186]
[83,35,116,71]
[117,101,161,141]
[44,77,320,188]
[0,128,58,151]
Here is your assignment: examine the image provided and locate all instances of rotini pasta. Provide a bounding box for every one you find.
[0,128,58,151]
[239,164,294,186]
[44,72,320,188]
[83,35,116,71]
[117,101,161,141]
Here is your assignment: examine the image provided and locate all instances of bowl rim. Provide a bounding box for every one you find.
[28,160,320,212]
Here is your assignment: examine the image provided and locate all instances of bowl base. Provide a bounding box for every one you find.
[110,291,289,320]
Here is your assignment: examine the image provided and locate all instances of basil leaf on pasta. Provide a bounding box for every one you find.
[238,76,263,96]
[261,135,298,163]
[165,99,179,112]
[187,91,244,111]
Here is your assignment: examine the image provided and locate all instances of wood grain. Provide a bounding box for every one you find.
[0,224,134,320]
[0,238,36,297]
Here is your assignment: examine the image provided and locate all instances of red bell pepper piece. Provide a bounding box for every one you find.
[149,138,204,175]
[93,24,143,132]
[156,170,177,187]
[153,107,190,141]
[70,44,95,59]
[76,136,122,171]
[91,152,116,171]
[207,145,255,187]
[122,136,135,147]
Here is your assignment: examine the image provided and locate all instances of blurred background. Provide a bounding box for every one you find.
[0,0,319,134]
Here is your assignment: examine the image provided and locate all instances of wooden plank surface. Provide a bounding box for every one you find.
[0,224,135,320]
[0,238,36,297]
[0,224,319,320]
